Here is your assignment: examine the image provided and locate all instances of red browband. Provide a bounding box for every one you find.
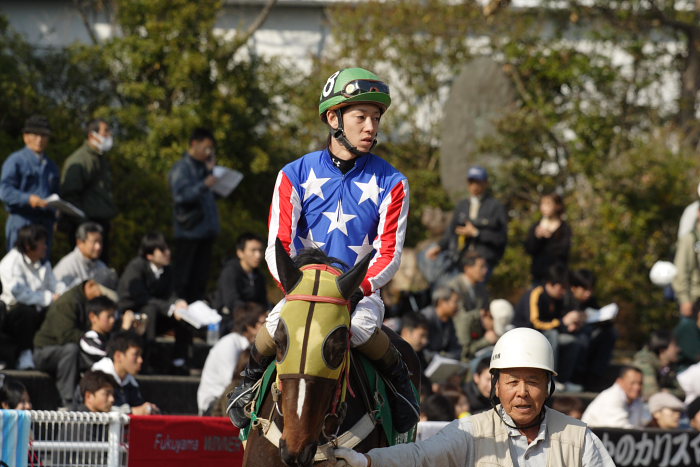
[285,294,350,306]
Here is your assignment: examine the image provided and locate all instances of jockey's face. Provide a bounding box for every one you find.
[327,104,381,158]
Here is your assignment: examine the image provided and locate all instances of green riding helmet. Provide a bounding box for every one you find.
[318,68,391,121]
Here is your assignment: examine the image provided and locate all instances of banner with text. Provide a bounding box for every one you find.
[592,428,700,467]
[128,415,243,467]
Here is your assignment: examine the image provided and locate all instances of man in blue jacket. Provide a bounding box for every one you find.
[0,115,60,254]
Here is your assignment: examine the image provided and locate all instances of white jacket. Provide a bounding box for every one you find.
[581,382,648,428]
[0,248,64,308]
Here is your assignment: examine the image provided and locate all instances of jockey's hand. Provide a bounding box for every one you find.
[349,288,365,313]
[334,447,369,467]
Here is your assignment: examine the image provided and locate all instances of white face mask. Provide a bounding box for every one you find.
[91,131,114,153]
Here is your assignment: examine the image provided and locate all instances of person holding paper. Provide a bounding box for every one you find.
[0,115,60,255]
[117,231,192,374]
[168,128,220,304]
[60,118,118,262]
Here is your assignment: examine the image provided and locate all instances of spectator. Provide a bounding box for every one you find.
[76,370,117,413]
[420,393,456,422]
[0,115,60,254]
[197,303,266,415]
[0,376,32,410]
[677,181,700,239]
[212,232,269,333]
[54,222,108,288]
[464,356,492,415]
[117,232,191,373]
[399,312,431,393]
[441,387,470,419]
[0,224,65,369]
[582,366,647,428]
[513,264,584,387]
[92,331,158,415]
[448,251,489,355]
[427,165,508,279]
[59,118,117,262]
[524,193,572,284]
[168,127,220,303]
[552,396,584,420]
[646,392,684,429]
[33,268,118,407]
[678,362,700,404]
[673,206,700,317]
[79,296,117,369]
[455,298,513,363]
[632,330,681,398]
[673,299,700,370]
[420,286,462,362]
[687,397,700,431]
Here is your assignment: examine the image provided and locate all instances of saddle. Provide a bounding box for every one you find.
[239,350,417,460]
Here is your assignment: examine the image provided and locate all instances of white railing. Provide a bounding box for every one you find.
[27,410,129,467]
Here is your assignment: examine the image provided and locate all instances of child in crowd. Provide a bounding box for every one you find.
[77,370,117,413]
[79,296,117,369]
[0,376,32,409]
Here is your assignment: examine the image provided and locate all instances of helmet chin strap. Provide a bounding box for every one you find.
[330,109,376,158]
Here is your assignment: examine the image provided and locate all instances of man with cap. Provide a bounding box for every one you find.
[334,327,614,466]
[646,392,684,429]
[33,268,120,408]
[0,115,60,254]
[427,165,508,280]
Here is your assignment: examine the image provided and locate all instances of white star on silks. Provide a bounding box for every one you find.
[299,229,326,249]
[348,235,374,263]
[300,168,331,201]
[354,174,384,205]
[323,201,357,236]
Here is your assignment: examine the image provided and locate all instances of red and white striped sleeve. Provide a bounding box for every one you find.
[362,178,410,295]
[266,170,302,283]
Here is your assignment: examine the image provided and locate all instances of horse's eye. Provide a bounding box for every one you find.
[322,326,348,370]
[274,319,289,363]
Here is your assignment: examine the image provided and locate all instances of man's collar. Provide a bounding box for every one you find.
[500,405,548,442]
[149,261,164,278]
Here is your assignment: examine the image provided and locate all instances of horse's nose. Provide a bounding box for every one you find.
[279,439,318,467]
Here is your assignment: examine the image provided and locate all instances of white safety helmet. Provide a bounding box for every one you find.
[489,327,557,376]
[649,261,677,287]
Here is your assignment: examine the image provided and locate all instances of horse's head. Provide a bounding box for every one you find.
[273,239,371,467]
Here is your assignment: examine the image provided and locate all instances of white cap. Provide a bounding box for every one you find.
[489,299,514,336]
[490,327,557,375]
[649,261,677,287]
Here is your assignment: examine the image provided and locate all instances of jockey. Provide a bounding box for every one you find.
[227,67,419,434]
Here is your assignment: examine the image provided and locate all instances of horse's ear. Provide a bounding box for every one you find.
[337,251,374,299]
[275,238,302,293]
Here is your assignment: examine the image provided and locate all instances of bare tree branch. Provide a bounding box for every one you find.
[233,0,279,49]
[73,0,99,45]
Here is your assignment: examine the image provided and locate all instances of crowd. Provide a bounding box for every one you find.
[0,78,698,445]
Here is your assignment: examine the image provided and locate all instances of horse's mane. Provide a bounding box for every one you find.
[293,248,349,270]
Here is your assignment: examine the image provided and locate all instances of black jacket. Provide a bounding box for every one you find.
[212,257,268,312]
[117,256,175,312]
[438,192,508,267]
[513,285,565,331]
[524,220,572,282]
[464,380,491,415]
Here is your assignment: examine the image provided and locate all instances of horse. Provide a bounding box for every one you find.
[240,240,420,467]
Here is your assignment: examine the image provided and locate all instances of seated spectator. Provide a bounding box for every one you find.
[0,376,32,409]
[513,263,583,386]
[552,396,584,420]
[646,392,684,429]
[76,370,117,413]
[33,269,118,408]
[0,224,65,369]
[673,299,700,370]
[419,393,455,422]
[212,233,268,333]
[197,303,266,415]
[582,366,647,428]
[464,356,492,415]
[117,232,191,373]
[456,298,514,362]
[687,397,700,431]
[449,252,489,353]
[92,331,158,415]
[80,296,117,369]
[53,222,108,288]
[632,330,681,398]
[524,193,571,285]
[564,268,617,391]
[441,387,470,419]
[399,312,431,394]
[420,286,461,363]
